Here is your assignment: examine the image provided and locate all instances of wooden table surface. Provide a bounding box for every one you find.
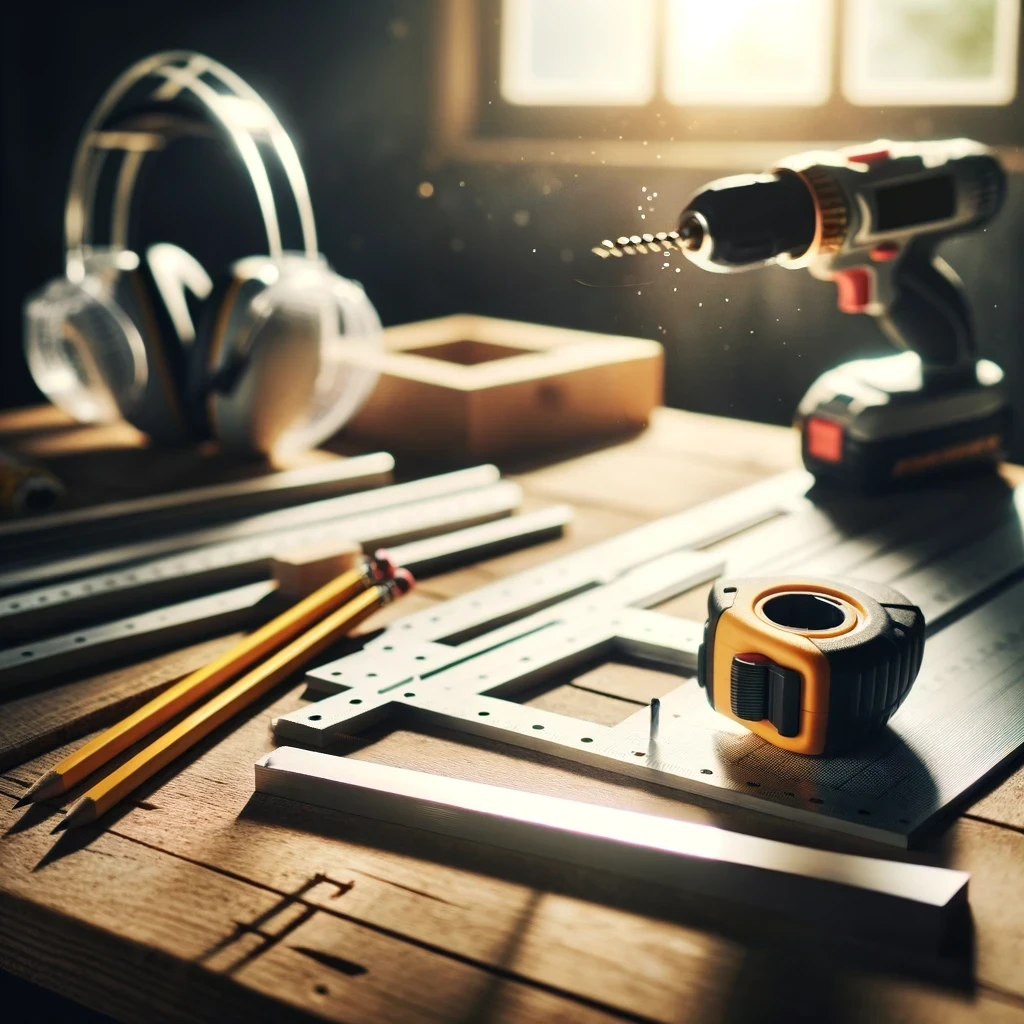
[1,406,1023,1024]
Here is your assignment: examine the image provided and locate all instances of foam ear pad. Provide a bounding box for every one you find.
[208,268,323,455]
[189,256,279,443]
[103,254,190,445]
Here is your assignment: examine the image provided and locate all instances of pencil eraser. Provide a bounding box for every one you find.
[373,548,398,581]
[392,567,415,593]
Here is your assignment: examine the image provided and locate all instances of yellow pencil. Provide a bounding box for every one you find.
[56,570,413,830]
[23,554,395,804]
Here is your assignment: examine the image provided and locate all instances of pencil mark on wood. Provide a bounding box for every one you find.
[354,869,461,906]
[291,945,368,977]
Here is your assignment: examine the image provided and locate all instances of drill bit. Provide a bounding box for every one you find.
[591,218,703,259]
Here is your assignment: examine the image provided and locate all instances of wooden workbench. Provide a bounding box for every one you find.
[1,406,1022,1024]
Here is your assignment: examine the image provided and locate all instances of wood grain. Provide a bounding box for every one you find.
[2,407,1024,1024]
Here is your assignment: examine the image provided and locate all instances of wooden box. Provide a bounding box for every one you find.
[344,315,663,461]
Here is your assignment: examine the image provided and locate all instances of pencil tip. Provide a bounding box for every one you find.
[22,770,64,803]
[57,797,97,832]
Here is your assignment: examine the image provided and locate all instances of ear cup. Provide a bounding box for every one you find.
[193,255,382,456]
[207,260,322,455]
[24,274,149,424]
[190,256,281,443]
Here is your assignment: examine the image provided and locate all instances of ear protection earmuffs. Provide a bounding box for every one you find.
[24,51,381,456]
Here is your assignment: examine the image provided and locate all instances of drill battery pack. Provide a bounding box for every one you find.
[796,352,1012,491]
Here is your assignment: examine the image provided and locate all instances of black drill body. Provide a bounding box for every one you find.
[594,140,1010,490]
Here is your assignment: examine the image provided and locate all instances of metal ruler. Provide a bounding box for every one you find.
[0,464,502,595]
[0,468,512,634]
[0,452,394,558]
[0,483,523,683]
[279,471,1024,846]
[0,503,572,691]
[0,581,277,692]
[256,747,969,947]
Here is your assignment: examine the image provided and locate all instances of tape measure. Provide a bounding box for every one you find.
[696,577,925,755]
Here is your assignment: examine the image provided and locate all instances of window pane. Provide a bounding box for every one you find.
[500,0,656,105]
[664,0,834,106]
[843,0,1020,105]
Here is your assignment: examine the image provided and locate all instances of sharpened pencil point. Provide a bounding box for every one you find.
[57,797,99,831]
[22,770,66,803]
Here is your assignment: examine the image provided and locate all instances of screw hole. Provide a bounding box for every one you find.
[414,655,426,661]
[315,984,328,996]
[478,711,489,717]
[308,714,322,721]
[532,724,544,730]
[581,737,593,743]
[633,751,645,757]
[74,636,86,644]
[332,671,343,677]
[21,650,33,658]
[404,692,416,698]
[857,808,871,816]
[723,586,737,593]
[700,768,713,775]
[746,780,760,787]
[809,797,823,805]
[349,699,363,705]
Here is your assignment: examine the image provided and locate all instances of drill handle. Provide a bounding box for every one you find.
[880,239,976,372]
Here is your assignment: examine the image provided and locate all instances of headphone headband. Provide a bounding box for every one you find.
[65,51,318,276]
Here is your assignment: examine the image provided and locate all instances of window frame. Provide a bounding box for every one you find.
[431,0,1024,170]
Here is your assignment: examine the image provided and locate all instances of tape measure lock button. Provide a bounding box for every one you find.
[730,653,802,737]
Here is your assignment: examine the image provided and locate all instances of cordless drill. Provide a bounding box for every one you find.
[594,139,1010,490]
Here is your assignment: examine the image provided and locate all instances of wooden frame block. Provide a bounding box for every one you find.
[345,315,663,461]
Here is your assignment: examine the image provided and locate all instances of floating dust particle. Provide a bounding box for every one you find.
[675,267,681,273]
[698,302,702,306]
[417,181,434,198]
[725,298,729,302]
[642,187,647,192]
[513,210,530,227]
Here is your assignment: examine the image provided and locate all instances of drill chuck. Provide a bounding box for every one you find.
[675,172,817,272]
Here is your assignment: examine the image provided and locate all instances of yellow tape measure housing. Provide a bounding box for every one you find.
[696,577,924,755]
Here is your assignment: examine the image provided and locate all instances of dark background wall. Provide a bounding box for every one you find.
[3,1,1022,451]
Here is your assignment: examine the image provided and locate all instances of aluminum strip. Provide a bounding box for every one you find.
[255,747,969,946]
[0,464,502,594]
[0,452,395,556]
[0,580,276,692]
[0,483,523,645]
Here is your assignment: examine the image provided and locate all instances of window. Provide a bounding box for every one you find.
[434,0,1024,167]
[843,0,1020,105]
[500,0,656,105]
[499,0,1018,108]
[663,0,833,107]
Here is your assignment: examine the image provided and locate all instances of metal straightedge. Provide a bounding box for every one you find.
[0,503,573,691]
[0,581,278,691]
[0,465,503,596]
[0,452,394,558]
[255,748,969,947]
[1,471,519,642]
[276,471,1024,846]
